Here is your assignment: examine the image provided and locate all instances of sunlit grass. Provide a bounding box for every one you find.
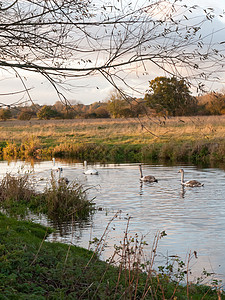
[1,116,224,145]
[0,116,225,163]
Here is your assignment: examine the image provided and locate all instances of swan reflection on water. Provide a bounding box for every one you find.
[180,185,186,198]
[139,182,144,195]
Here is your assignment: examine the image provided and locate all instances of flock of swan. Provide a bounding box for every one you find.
[139,164,204,187]
[52,158,204,187]
[51,158,98,184]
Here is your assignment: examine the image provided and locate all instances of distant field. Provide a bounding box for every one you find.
[0,115,225,143]
[0,116,225,164]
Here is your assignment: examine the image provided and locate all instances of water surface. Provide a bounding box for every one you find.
[1,160,224,285]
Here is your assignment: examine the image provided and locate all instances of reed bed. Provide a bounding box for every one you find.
[0,173,94,222]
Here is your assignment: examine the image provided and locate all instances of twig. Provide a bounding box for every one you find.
[30,228,48,266]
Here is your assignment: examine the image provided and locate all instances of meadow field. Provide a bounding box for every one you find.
[0,115,225,164]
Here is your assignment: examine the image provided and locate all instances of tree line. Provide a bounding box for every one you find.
[1,77,225,121]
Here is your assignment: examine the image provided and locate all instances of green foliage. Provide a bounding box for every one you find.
[145,76,197,116]
[2,138,225,166]
[37,105,62,120]
[42,174,94,221]
[0,214,223,299]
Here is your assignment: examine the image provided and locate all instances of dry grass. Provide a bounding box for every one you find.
[1,116,225,163]
[0,116,225,145]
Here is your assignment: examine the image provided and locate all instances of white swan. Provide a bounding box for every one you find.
[139,164,158,183]
[178,169,204,187]
[52,157,59,171]
[83,161,98,175]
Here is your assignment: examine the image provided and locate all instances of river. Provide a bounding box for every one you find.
[1,159,224,286]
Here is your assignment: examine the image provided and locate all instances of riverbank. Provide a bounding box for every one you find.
[0,213,223,299]
[0,116,225,165]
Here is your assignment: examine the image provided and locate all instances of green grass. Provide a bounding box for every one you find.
[0,213,224,299]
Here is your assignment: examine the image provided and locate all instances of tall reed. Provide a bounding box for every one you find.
[0,173,94,221]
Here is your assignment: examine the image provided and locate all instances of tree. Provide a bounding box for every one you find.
[37,106,61,120]
[145,77,197,116]
[95,107,110,118]
[107,90,128,118]
[205,92,225,115]
[0,1,224,108]
[17,109,34,120]
[0,108,11,121]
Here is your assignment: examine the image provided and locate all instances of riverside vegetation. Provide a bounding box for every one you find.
[1,117,225,298]
[0,173,94,222]
[0,116,225,165]
[1,213,224,299]
[0,174,224,299]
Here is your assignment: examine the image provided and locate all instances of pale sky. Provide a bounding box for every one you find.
[0,0,225,107]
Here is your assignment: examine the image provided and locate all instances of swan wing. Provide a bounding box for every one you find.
[141,175,158,182]
[84,169,98,175]
[184,180,203,187]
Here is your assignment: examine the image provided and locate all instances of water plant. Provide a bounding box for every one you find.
[42,173,94,221]
[0,173,94,222]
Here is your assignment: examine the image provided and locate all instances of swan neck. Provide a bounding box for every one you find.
[180,171,184,183]
[58,168,62,179]
[139,165,143,178]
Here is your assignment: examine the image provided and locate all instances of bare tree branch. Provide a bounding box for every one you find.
[0,0,224,108]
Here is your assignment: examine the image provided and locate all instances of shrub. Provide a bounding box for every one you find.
[17,110,34,120]
[0,108,11,121]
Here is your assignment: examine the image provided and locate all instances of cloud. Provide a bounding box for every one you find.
[1,0,225,107]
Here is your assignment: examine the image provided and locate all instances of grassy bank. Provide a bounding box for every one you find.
[0,213,224,299]
[0,173,224,298]
[0,116,225,165]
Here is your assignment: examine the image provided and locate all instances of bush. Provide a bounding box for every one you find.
[0,108,11,121]
[37,105,62,120]
[17,110,34,120]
